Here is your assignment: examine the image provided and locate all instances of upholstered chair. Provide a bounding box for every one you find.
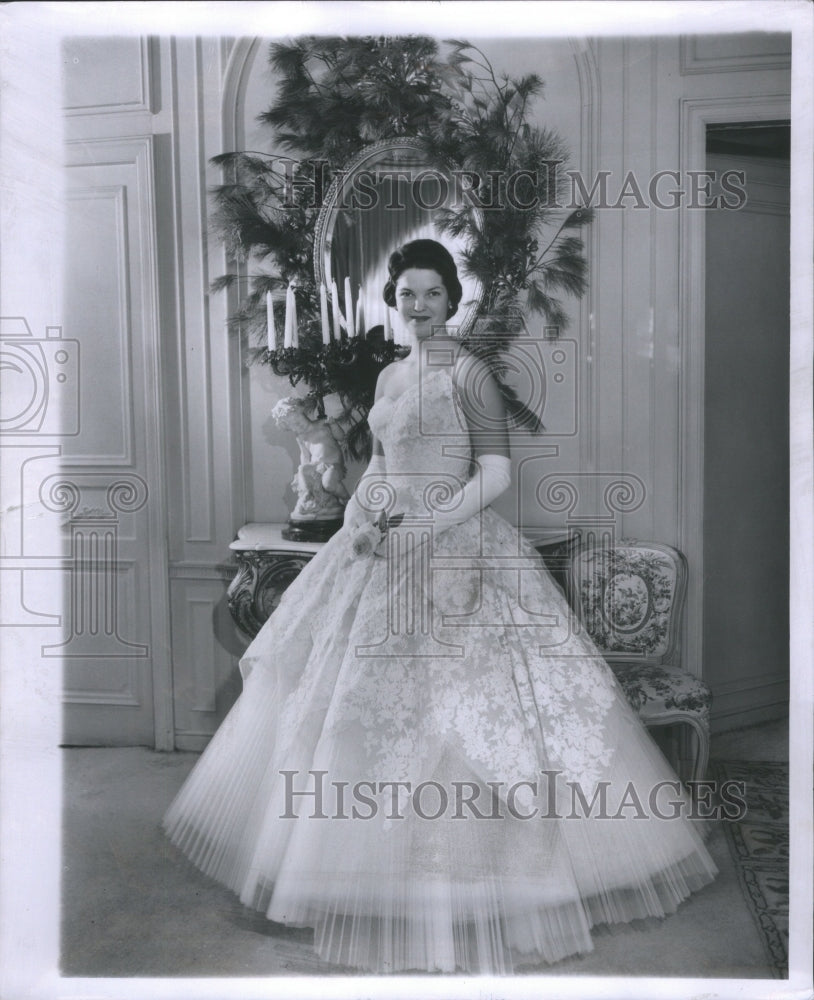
[567,539,711,783]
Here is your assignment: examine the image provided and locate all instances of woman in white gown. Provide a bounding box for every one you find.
[163,239,717,974]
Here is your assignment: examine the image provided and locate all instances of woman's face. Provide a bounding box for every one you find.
[393,268,450,340]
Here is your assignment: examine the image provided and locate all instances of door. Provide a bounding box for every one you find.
[703,123,790,729]
[58,135,172,746]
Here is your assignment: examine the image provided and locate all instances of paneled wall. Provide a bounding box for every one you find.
[57,40,171,746]
[155,38,249,751]
[62,37,247,750]
[55,31,790,747]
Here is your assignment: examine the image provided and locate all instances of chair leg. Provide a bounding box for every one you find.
[682,716,710,785]
[646,716,710,787]
[669,726,681,776]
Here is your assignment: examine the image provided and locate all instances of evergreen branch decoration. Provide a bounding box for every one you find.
[209,35,593,447]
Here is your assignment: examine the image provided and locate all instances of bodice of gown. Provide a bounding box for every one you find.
[364,366,474,521]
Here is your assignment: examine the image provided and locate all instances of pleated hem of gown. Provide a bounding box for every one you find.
[246,858,715,973]
[164,806,717,975]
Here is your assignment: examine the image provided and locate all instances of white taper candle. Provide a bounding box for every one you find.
[283,285,293,348]
[344,276,355,337]
[290,285,299,349]
[319,283,330,345]
[330,279,342,340]
[266,291,276,351]
[355,286,364,339]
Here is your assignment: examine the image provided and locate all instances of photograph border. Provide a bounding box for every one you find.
[0,3,811,999]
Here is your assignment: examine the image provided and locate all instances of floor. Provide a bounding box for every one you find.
[60,718,788,980]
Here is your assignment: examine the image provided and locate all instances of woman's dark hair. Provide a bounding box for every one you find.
[383,239,463,319]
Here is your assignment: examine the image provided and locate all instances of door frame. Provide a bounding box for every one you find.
[678,94,791,697]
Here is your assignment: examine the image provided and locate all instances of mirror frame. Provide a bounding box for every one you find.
[313,138,484,340]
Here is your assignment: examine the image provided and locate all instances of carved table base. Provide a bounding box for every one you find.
[227,523,324,640]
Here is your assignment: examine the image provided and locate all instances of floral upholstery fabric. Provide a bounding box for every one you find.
[570,542,711,725]
[572,545,680,659]
[610,663,711,723]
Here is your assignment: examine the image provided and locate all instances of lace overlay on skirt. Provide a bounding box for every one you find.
[163,365,718,973]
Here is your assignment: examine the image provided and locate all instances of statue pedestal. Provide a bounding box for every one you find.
[282,517,344,543]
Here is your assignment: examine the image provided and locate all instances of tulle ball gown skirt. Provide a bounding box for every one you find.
[163,509,717,974]
[163,370,717,972]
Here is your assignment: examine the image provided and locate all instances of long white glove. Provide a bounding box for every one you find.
[343,452,388,530]
[383,454,511,558]
[380,453,509,532]
[428,454,512,534]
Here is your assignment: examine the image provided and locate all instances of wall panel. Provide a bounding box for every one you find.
[63,36,154,114]
[169,570,243,751]
[164,37,248,746]
[61,128,169,746]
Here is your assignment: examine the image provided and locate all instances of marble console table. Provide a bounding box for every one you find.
[227,522,576,640]
[227,523,325,639]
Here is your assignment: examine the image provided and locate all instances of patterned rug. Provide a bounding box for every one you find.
[710,759,789,978]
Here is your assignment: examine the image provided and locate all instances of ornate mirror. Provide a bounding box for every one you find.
[314,139,484,345]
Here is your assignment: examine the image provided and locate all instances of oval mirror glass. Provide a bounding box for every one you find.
[314,139,484,345]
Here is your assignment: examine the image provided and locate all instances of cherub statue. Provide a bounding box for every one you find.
[271,397,350,522]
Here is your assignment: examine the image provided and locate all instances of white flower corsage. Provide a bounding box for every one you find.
[350,510,389,561]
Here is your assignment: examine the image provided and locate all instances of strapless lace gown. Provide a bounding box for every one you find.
[163,365,717,973]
